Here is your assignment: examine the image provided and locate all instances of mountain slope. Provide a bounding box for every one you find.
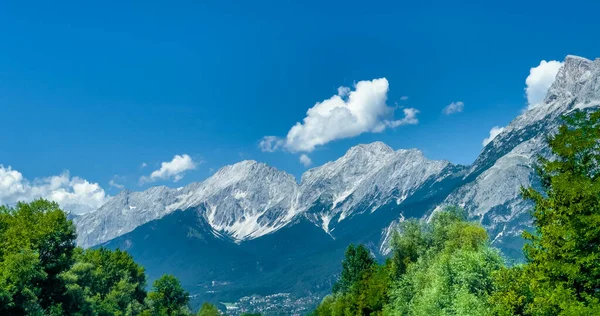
[76,161,299,247]
[299,142,463,234]
[75,186,179,248]
[442,55,600,257]
[76,54,600,313]
[171,160,300,241]
[76,144,461,248]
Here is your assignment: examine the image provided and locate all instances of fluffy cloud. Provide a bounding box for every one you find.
[109,176,125,190]
[386,108,420,127]
[525,60,563,109]
[482,126,505,146]
[140,154,197,184]
[442,101,464,115]
[299,154,312,167]
[260,78,419,153]
[258,136,284,153]
[0,165,108,215]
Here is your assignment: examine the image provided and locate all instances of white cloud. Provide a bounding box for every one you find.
[258,136,284,152]
[385,108,419,128]
[482,126,505,146]
[140,154,197,184]
[0,165,109,215]
[442,101,464,115]
[299,154,312,167]
[525,60,563,109]
[400,96,409,101]
[260,78,419,153]
[140,162,148,169]
[109,177,125,190]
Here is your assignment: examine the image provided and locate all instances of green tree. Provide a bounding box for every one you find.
[385,208,502,316]
[332,244,376,294]
[148,274,190,315]
[312,207,500,316]
[0,249,46,315]
[492,109,600,314]
[349,264,391,315]
[388,221,424,278]
[489,266,533,316]
[0,199,194,315]
[197,302,220,316]
[313,264,392,316]
[0,199,77,313]
[60,248,147,315]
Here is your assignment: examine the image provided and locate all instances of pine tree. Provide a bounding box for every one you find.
[520,109,600,312]
[491,109,600,315]
[332,244,376,294]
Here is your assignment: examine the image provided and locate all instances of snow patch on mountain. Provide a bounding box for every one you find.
[379,214,405,256]
[299,142,454,229]
[168,160,300,241]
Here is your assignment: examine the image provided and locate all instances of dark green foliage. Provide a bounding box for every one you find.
[0,249,46,314]
[332,244,376,294]
[491,110,600,314]
[148,274,190,315]
[489,266,533,316]
[313,264,392,316]
[524,110,600,309]
[313,246,390,315]
[197,302,220,316]
[0,199,76,314]
[60,248,147,315]
[0,199,193,316]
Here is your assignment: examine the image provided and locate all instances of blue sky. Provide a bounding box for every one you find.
[1,0,599,212]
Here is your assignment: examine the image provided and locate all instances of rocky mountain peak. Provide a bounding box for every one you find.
[346,141,394,155]
[545,55,594,103]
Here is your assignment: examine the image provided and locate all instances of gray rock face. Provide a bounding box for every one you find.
[75,186,178,248]
[171,160,300,241]
[299,142,456,232]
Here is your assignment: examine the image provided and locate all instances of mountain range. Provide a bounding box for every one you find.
[73,55,600,310]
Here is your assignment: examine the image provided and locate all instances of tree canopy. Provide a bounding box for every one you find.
[197,303,220,316]
[332,244,377,294]
[148,275,190,316]
[0,199,203,316]
[491,109,600,314]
